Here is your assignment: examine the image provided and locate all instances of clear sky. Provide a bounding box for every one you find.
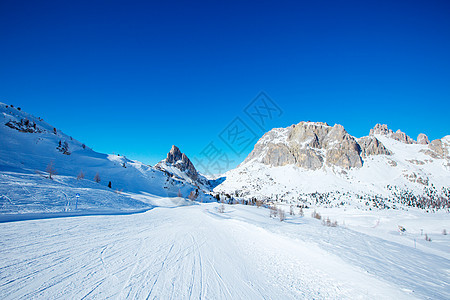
[1,0,449,174]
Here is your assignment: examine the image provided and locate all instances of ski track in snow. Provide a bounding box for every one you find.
[0,203,448,299]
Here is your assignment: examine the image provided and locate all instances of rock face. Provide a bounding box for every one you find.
[370,124,415,144]
[417,133,430,145]
[261,144,296,167]
[357,136,391,157]
[159,145,199,181]
[243,122,398,170]
[287,122,363,169]
[421,139,449,159]
[244,122,383,170]
[369,124,390,136]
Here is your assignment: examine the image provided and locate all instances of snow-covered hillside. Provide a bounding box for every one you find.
[1,105,450,299]
[215,122,450,211]
[1,202,449,299]
[0,103,211,218]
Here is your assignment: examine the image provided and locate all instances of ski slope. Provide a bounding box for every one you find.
[0,102,213,217]
[1,202,449,299]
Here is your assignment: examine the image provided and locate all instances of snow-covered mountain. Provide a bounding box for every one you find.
[1,104,450,299]
[155,145,210,189]
[215,121,450,211]
[0,102,211,216]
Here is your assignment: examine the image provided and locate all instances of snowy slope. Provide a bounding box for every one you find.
[215,122,450,211]
[1,105,450,299]
[1,202,449,299]
[0,103,211,216]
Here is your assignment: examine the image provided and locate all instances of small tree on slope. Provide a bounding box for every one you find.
[94,173,101,183]
[46,161,57,180]
[77,170,85,180]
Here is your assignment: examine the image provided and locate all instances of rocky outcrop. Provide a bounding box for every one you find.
[417,133,430,145]
[243,122,448,171]
[421,139,448,159]
[321,124,362,168]
[158,145,199,181]
[5,118,43,133]
[292,147,324,170]
[369,124,390,136]
[357,136,391,157]
[261,144,295,167]
[392,129,415,144]
[370,124,415,144]
[245,122,363,170]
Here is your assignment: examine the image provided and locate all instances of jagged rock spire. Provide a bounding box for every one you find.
[162,145,199,181]
[166,145,183,163]
[417,133,430,145]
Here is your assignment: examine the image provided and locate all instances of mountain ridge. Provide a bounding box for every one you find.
[215,121,450,211]
[0,102,213,215]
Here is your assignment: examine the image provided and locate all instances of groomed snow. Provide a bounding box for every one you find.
[1,202,449,299]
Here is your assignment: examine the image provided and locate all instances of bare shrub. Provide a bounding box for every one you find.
[298,207,304,217]
[256,200,263,208]
[311,210,321,220]
[269,206,278,218]
[94,172,101,183]
[322,217,338,227]
[289,205,295,216]
[188,190,198,200]
[77,170,84,180]
[46,161,57,179]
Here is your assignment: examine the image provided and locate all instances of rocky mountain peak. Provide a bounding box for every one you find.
[417,133,430,145]
[166,145,183,163]
[245,121,380,170]
[369,124,390,136]
[158,145,199,181]
[370,124,415,144]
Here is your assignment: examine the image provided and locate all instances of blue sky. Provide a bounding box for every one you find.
[1,0,449,173]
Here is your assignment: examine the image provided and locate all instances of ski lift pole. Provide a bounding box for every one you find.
[75,193,80,210]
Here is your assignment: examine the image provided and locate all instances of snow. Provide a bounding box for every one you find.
[0,102,210,216]
[216,127,450,204]
[1,103,449,298]
[2,202,449,299]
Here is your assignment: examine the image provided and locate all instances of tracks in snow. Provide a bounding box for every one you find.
[1,204,439,299]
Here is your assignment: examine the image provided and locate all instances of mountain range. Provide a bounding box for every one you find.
[1,102,449,215]
[216,121,450,210]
